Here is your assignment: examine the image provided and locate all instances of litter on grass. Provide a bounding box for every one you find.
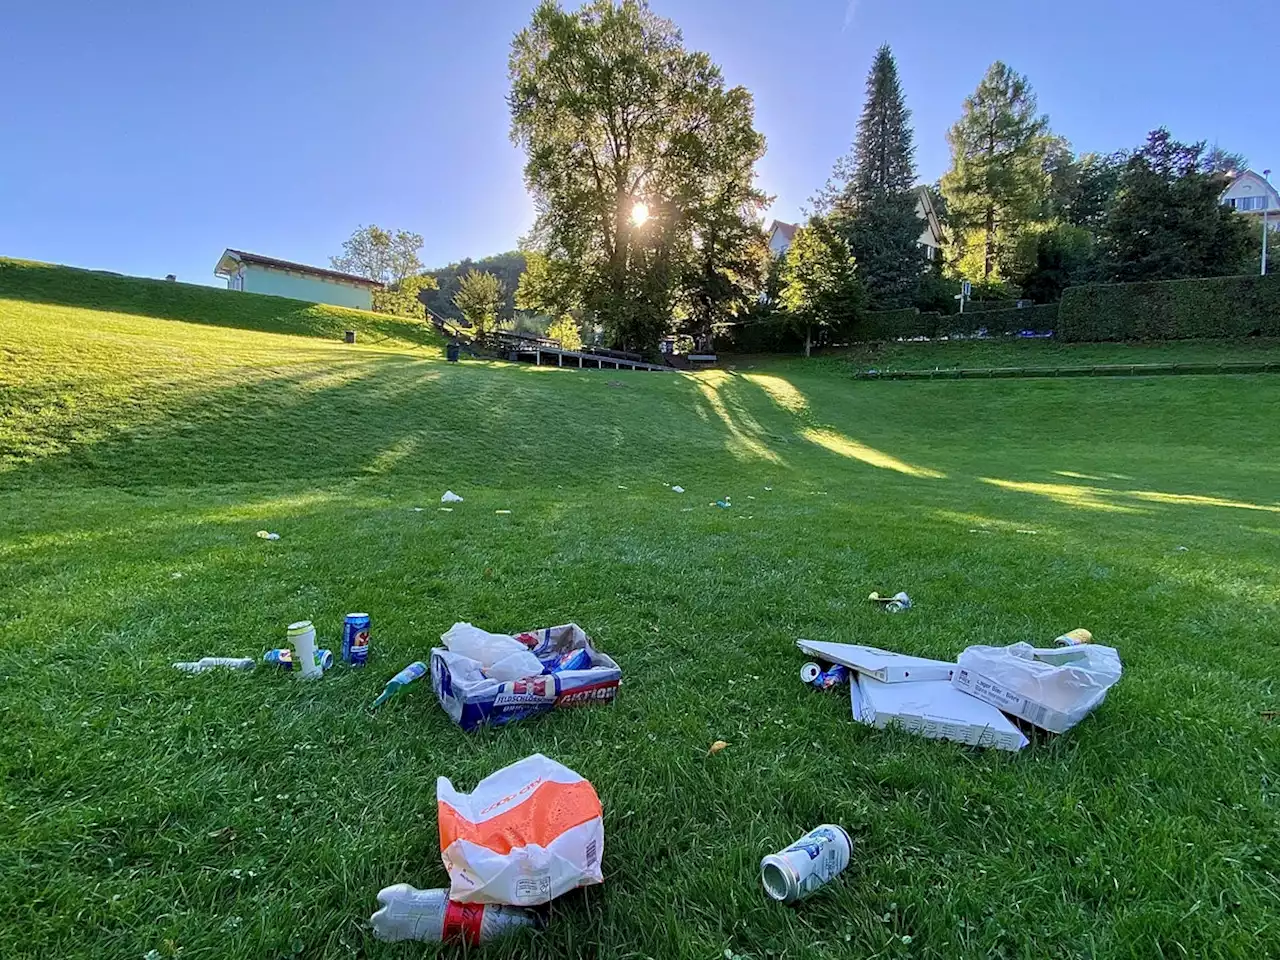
[439,507,454,512]
[868,591,912,612]
[255,530,280,540]
[371,885,540,944]
[761,825,852,902]
[708,739,729,755]
[173,657,255,673]
[433,623,620,730]
[371,661,428,707]
[413,507,424,512]
[714,499,731,509]
[952,642,1122,733]
[796,641,953,683]
[495,509,512,515]
[438,753,604,905]
[852,673,1029,751]
[441,490,464,503]
[671,485,685,493]
[800,661,849,690]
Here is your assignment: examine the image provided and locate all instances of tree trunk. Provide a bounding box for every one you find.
[984,205,995,280]
[805,324,812,358]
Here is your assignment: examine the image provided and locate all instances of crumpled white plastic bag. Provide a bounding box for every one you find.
[954,642,1122,733]
[442,622,543,681]
[437,753,604,905]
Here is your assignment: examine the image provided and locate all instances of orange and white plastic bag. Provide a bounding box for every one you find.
[437,753,604,905]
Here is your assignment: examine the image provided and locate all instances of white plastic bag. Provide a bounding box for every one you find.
[437,754,604,905]
[952,642,1122,733]
[442,622,543,680]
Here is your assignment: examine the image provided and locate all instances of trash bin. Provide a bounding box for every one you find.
[344,330,356,344]
[446,342,461,363]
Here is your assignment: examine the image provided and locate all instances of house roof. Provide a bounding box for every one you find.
[1221,169,1278,198]
[768,220,799,243]
[214,249,383,288]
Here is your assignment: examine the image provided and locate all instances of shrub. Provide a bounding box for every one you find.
[715,319,805,354]
[856,308,937,341]
[1058,274,1280,341]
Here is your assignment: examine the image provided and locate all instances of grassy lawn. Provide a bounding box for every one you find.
[2,270,1278,959]
[814,336,1280,374]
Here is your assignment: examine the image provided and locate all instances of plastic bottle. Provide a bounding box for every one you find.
[371,661,428,708]
[172,657,256,673]
[371,884,540,944]
[288,621,323,679]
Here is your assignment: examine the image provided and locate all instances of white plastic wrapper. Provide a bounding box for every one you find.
[953,642,1122,733]
[437,754,604,905]
[442,622,543,681]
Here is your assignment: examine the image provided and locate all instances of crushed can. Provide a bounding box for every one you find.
[761,824,852,902]
[343,613,371,666]
[264,648,333,671]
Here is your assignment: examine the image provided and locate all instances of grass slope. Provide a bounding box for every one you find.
[1,282,1278,960]
[0,258,445,351]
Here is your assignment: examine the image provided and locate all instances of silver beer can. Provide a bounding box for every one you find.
[760,824,852,902]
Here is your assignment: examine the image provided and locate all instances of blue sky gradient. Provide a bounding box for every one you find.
[2,0,1275,286]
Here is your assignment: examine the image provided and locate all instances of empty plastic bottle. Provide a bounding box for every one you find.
[371,661,428,708]
[172,657,256,673]
[370,884,540,944]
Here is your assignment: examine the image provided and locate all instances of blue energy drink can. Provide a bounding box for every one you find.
[342,613,371,666]
[538,648,591,674]
[264,648,333,671]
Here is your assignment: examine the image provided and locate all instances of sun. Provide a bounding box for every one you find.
[630,201,650,227]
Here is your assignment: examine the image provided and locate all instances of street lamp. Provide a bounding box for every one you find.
[1263,169,1272,277]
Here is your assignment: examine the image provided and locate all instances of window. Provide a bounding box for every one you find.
[1235,195,1269,211]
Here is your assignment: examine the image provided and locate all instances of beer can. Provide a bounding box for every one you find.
[263,648,333,671]
[761,824,852,902]
[342,613,371,666]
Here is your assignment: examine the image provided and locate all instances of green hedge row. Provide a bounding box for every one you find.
[1059,274,1280,341]
[855,304,1058,341]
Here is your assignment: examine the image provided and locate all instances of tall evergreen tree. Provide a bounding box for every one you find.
[941,62,1050,283]
[816,45,923,308]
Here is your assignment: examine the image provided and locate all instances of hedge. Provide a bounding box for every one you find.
[1059,274,1280,341]
[856,308,938,341]
[937,303,1059,336]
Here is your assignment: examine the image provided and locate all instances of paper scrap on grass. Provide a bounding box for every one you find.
[441,491,464,503]
[851,675,1028,751]
[796,640,954,683]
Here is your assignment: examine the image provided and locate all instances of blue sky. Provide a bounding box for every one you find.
[2,0,1276,287]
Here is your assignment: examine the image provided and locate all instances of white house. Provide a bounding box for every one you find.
[767,220,799,257]
[213,249,381,310]
[765,188,944,261]
[1221,170,1279,227]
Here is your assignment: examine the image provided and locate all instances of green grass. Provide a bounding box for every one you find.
[819,336,1280,374]
[2,268,1279,959]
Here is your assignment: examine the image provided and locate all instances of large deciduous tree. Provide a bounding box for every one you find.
[780,218,862,356]
[941,62,1050,283]
[508,0,767,352]
[1100,128,1254,282]
[331,226,425,286]
[817,45,923,309]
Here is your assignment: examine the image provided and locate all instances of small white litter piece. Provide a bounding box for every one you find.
[441,491,464,503]
[495,510,512,515]
[618,485,629,490]
[170,572,184,579]
[413,507,424,512]
[671,485,685,493]
[439,507,454,513]
[681,507,695,512]
[1175,545,1189,552]
[255,530,281,541]
[764,486,773,491]
[1016,529,1038,535]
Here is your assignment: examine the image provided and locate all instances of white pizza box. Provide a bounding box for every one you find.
[851,674,1028,752]
[796,639,955,683]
